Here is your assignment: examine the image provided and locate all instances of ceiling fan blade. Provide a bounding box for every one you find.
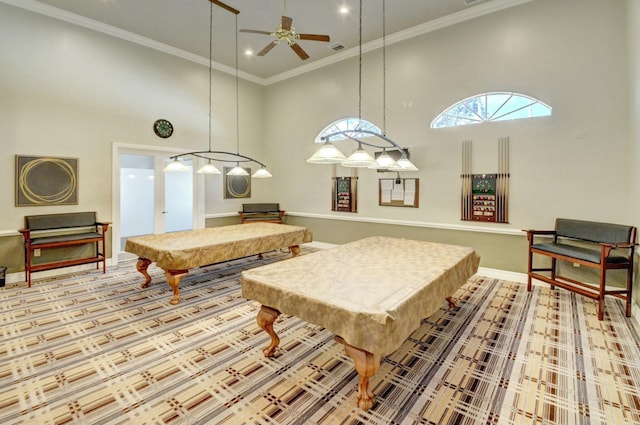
[281,15,293,31]
[239,29,272,35]
[257,42,278,56]
[298,34,331,42]
[290,43,309,60]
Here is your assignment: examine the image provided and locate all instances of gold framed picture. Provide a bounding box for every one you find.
[16,155,79,206]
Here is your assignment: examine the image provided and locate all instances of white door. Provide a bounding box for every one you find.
[118,151,195,253]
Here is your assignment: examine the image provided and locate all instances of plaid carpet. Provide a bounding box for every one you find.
[1,247,639,425]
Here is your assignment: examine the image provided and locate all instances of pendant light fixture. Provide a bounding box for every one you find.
[164,0,272,179]
[306,0,418,172]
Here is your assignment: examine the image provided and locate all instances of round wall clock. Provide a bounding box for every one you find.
[153,119,173,138]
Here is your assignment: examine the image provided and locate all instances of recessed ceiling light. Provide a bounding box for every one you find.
[339,6,349,14]
[244,49,253,56]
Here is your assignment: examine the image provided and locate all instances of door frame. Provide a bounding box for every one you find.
[111,142,205,266]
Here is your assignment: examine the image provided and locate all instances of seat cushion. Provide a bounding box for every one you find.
[532,242,628,264]
[30,232,103,245]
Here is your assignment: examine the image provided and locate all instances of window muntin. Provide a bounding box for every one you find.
[431,92,551,128]
[315,118,382,143]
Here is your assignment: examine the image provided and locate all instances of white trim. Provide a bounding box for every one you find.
[0,0,262,85]
[1,0,535,87]
[477,267,527,283]
[1,259,117,286]
[111,142,206,267]
[263,0,536,85]
[284,211,524,236]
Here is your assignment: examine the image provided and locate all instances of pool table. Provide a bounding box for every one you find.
[241,236,479,410]
[125,222,312,305]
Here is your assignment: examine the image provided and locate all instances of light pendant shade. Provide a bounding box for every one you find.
[306,142,347,164]
[227,163,249,176]
[369,149,398,169]
[394,155,419,171]
[163,158,189,172]
[197,160,222,174]
[342,143,378,168]
[252,167,272,178]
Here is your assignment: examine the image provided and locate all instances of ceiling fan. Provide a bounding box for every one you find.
[239,1,330,60]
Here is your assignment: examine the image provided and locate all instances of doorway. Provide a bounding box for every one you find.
[112,144,204,263]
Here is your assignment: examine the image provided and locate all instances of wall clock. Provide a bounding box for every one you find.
[153,119,173,138]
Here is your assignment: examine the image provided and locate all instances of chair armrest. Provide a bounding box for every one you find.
[96,222,111,233]
[600,242,637,249]
[522,229,556,235]
[523,229,555,244]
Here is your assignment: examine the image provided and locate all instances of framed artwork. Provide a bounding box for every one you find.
[223,166,251,199]
[15,155,78,206]
[332,176,357,212]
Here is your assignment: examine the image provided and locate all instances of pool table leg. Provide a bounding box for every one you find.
[335,336,381,411]
[164,269,188,305]
[136,258,153,288]
[446,296,457,309]
[257,305,281,357]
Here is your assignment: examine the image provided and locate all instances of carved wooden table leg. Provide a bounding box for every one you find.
[257,305,281,357]
[164,269,188,305]
[446,296,457,309]
[335,336,381,411]
[136,258,153,288]
[289,245,300,257]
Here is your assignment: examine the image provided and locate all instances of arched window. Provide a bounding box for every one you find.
[431,92,551,129]
[315,117,382,143]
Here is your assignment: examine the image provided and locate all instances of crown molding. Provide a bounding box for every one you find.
[2,0,535,87]
[263,0,536,85]
[0,0,263,84]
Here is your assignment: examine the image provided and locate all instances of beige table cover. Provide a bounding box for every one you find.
[242,236,480,357]
[125,223,313,270]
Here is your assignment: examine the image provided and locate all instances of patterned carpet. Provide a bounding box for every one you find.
[1,246,640,425]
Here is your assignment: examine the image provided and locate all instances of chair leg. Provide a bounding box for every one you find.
[527,250,533,292]
[598,267,606,321]
[625,266,633,317]
[550,258,556,290]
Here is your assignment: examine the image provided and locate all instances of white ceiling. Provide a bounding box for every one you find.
[4,0,531,84]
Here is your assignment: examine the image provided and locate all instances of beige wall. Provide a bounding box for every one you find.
[628,0,640,306]
[0,3,266,273]
[262,0,634,276]
[0,0,636,284]
[265,0,631,230]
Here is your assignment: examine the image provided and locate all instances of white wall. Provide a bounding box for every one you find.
[0,3,266,232]
[629,0,640,232]
[265,0,631,232]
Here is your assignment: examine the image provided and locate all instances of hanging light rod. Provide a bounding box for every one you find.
[209,0,239,15]
[307,0,416,172]
[164,0,271,179]
[166,150,271,176]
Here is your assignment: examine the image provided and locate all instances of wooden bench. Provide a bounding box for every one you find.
[524,218,637,320]
[238,203,285,224]
[19,212,110,287]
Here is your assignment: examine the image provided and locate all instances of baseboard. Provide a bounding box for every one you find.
[3,254,638,326]
[3,258,117,285]
[477,267,527,283]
